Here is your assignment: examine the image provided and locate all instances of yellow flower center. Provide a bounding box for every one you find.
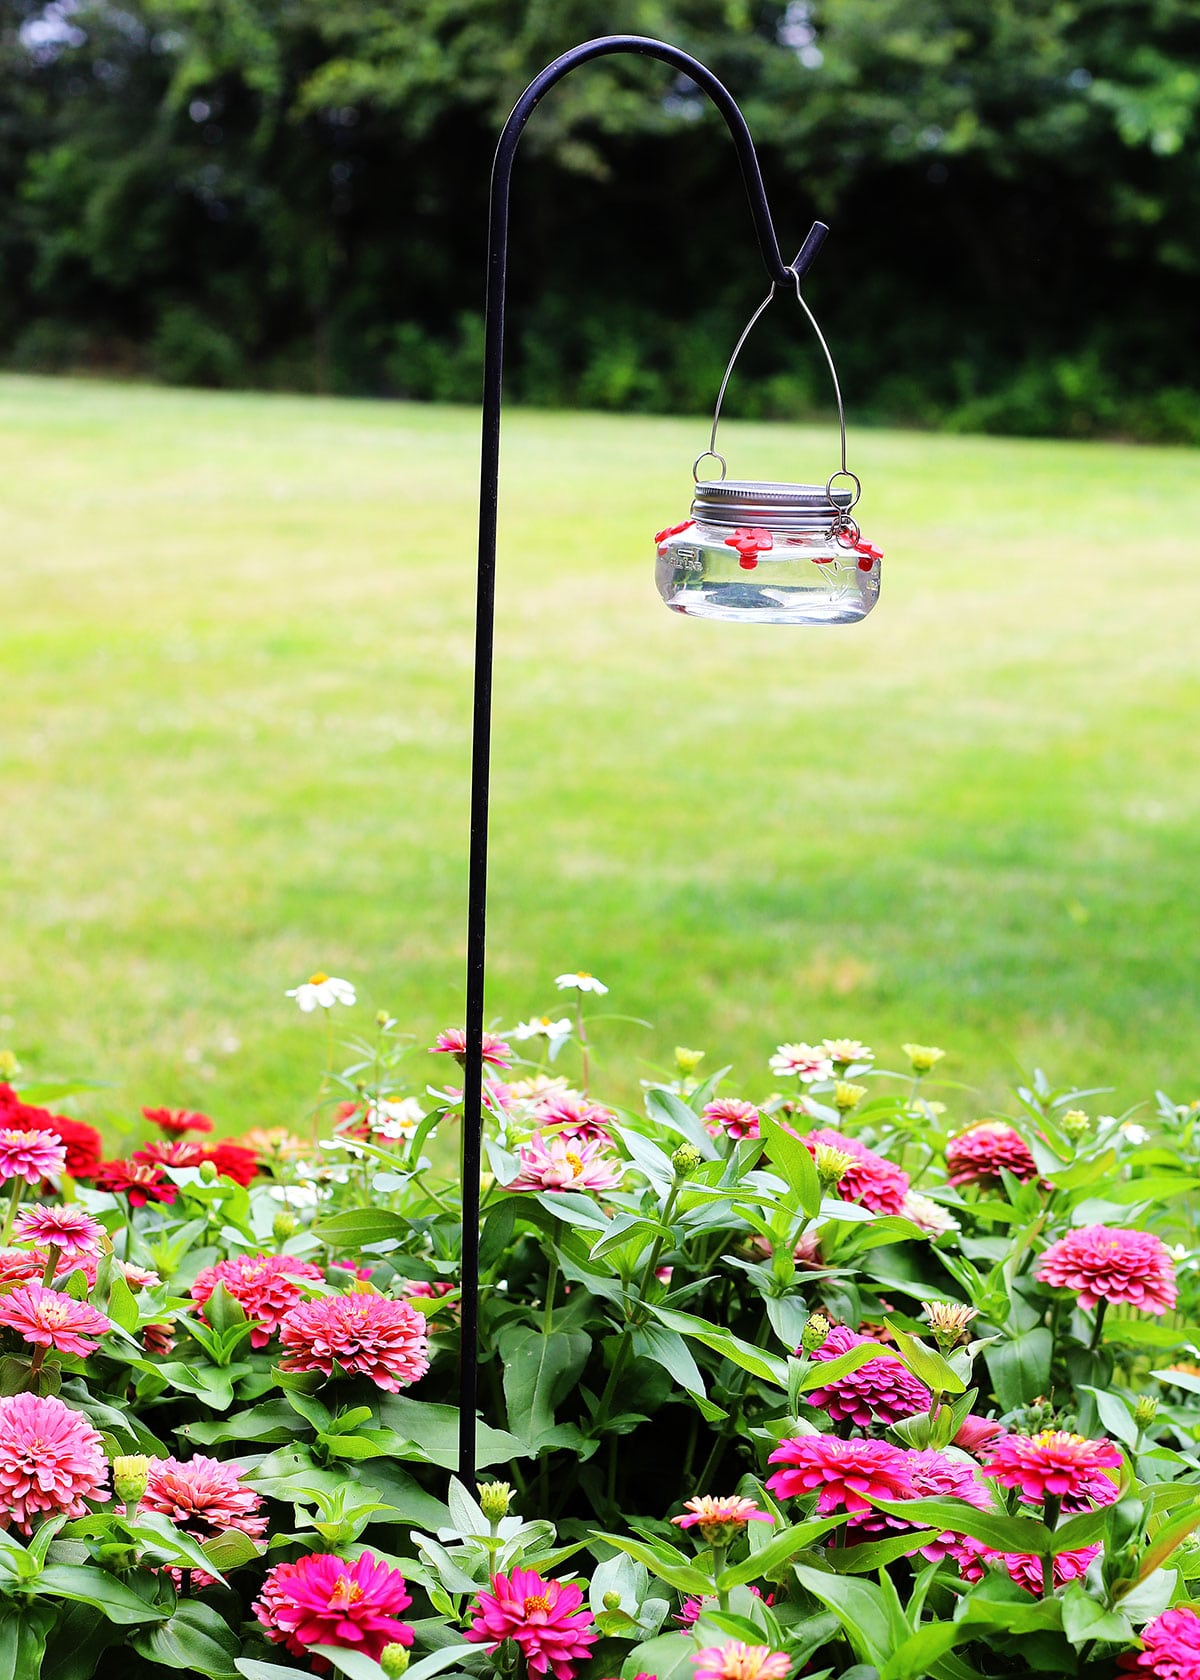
[564,1151,583,1175]
[40,1300,69,1325]
[308,971,329,985]
[523,1594,552,1616]
[329,1576,365,1609]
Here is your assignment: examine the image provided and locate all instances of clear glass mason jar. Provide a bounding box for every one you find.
[655,479,881,625]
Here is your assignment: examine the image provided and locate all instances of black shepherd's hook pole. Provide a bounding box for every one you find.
[458,34,828,1485]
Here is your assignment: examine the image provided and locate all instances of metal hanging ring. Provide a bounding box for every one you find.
[692,449,728,483]
[826,468,861,513]
[834,515,862,549]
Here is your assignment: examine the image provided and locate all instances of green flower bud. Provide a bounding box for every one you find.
[1062,1108,1091,1138]
[376,1009,392,1028]
[602,1590,622,1611]
[813,1143,855,1188]
[272,1210,299,1244]
[902,1043,945,1074]
[477,1480,514,1522]
[0,1050,20,1078]
[671,1142,703,1177]
[800,1311,832,1353]
[380,1644,410,1678]
[112,1454,151,1507]
[674,1047,705,1075]
[1134,1395,1158,1428]
[198,1158,218,1184]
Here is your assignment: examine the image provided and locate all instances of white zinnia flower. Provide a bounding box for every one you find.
[769,1043,834,1082]
[554,972,608,995]
[901,1191,961,1237]
[367,1097,425,1140]
[286,971,356,1012]
[512,1016,573,1042]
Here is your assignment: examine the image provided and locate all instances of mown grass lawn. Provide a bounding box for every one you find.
[1,373,1197,1139]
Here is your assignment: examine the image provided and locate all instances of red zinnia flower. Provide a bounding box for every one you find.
[203,1141,259,1185]
[1122,1606,1200,1678]
[806,1325,932,1427]
[0,1282,111,1357]
[142,1107,214,1136]
[132,1140,205,1170]
[0,1392,108,1530]
[983,1430,1121,1511]
[946,1122,1039,1187]
[279,1292,430,1391]
[0,1129,66,1185]
[191,1253,324,1348]
[801,1128,909,1216]
[430,1027,512,1069]
[766,1435,915,1514]
[1035,1225,1177,1315]
[466,1568,597,1680]
[254,1551,414,1664]
[0,1087,103,1179]
[94,1159,179,1206]
[703,1099,761,1142]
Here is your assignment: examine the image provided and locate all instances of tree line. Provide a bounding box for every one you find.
[2,0,1198,440]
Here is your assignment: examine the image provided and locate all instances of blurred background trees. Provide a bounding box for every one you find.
[2,0,1198,438]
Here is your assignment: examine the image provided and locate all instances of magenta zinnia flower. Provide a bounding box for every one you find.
[532,1093,617,1145]
[963,1544,1099,1596]
[900,1448,995,1562]
[1036,1225,1177,1315]
[806,1325,932,1427]
[140,1453,267,1538]
[430,1027,512,1069]
[0,1283,111,1357]
[983,1430,1121,1511]
[703,1099,761,1142]
[671,1495,773,1541]
[693,1643,791,1680]
[946,1122,1039,1187]
[466,1568,597,1680]
[506,1131,624,1194]
[766,1435,915,1514]
[0,1128,67,1184]
[1122,1607,1200,1678]
[801,1128,909,1215]
[255,1551,414,1663]
[278,1292,430,1391]
[0,1392,108,1530]
[191,1252,324,1348]
[12,1206,104,1262]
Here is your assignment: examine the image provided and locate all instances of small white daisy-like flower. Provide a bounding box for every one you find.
[286,972,356,1012]
[768,1043,834,1082]
[555,972,609,995]
[367,1097,425,1140]
[1118,1121,1150,1145]
[822,1038,874,1066]
[512,1016,574,1043]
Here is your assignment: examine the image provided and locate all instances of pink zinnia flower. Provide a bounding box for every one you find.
[140,1453,267,1539]
[801,1128,909,1216]
[1122,1607,1200,1678]
[54,1255,161,1292]
[1036,1225,1177,1314]
[506,1131,623,1194]
[953,1414,1006,1456]
[430,1028,512,1069]
[703,1099,761,1142]
[466,1568,597,1680]
[0,1128,67,1184]
[278,1292,430,1391]
[0,1249,45,1287]
[255,1551,414,1663]
[132,1140,205,1170]
[946,1122,1039,1187]
[0,1392,108,1530]
[191,1253,324,1348]
[0,1283,111,1357]
[766,1435,915,1514]
[962,1544,1099,1595]
[12,1206,104,1262]
[671,1495,773,1541]
[769,1044,833,1082]
[899,1448,995,1562]
[806,1325,932,1427]
[142,1106,214,1135]
[532,1094,617,1145]
[693,1643,791,1680]
[983,1430,1122,1511]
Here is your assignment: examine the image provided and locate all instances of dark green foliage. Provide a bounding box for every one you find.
[2,0,1198,437]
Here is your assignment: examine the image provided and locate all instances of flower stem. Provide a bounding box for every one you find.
[40,1243,62,1287]
[1088,1299,1108,1352]
[543,1247,559,1336]
[0,1177,23,1245]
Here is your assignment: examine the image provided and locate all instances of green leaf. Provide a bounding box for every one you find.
[499,1326,591,1452]
[644,1088,718,1157]
[648,1305,788,1386]
[1077,1384,1139,1448]
[131,1601,241,1678]
[405,1646,478,1680]
[592,1535,713,1596]
[313,1208,411,1247]
[792,1564,892,1668]
[312,1648,389,1680]
[868,1498,1051,1555]
[621,1630,703,1680]
[201,1529,263,1571]
[182,1399,304,1447]
[884,1320,966,1396]
[758,1115,821,1217]
[796,1339,902,1392]
[236,1662,318,1680]
[42,1600,125,1680]
[985,1329,1052,1411]
[36,1564,169,1626]
[632,1323,724,1418]
[376,1395,530,1468]
[718,1514,848,1586]
[0,1604,53,1680]
[880,1622,975,1680]
[827,1530,939,1572]
[1059,1581,1133,1648]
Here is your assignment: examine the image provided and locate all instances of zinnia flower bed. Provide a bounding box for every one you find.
[0,989,1197,1680]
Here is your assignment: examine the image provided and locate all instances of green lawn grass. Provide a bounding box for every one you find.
[1,373,1197,1139]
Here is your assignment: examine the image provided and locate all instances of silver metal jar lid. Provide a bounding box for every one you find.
[690,478,854,532]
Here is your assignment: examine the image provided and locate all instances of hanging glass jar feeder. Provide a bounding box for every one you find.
[655,270,881,625]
